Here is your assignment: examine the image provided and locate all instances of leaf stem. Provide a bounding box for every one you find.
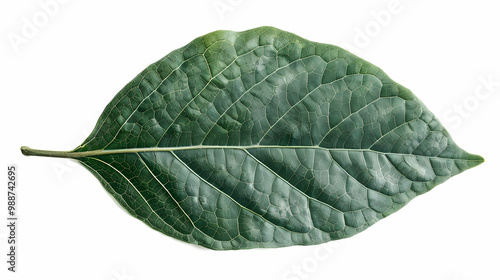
[20,146,76,159]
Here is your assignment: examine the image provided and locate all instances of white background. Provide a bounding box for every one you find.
[1,1,499,279]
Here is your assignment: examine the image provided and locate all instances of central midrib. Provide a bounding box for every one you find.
[26,145,481,161]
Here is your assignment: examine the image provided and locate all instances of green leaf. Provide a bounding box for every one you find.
[21,26,483,250]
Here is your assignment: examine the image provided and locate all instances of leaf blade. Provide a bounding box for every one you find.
[25,26,483,249]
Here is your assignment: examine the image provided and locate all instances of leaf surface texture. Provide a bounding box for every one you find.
[61,27,483,249]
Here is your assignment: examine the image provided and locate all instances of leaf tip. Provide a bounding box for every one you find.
[468,153,485,168]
